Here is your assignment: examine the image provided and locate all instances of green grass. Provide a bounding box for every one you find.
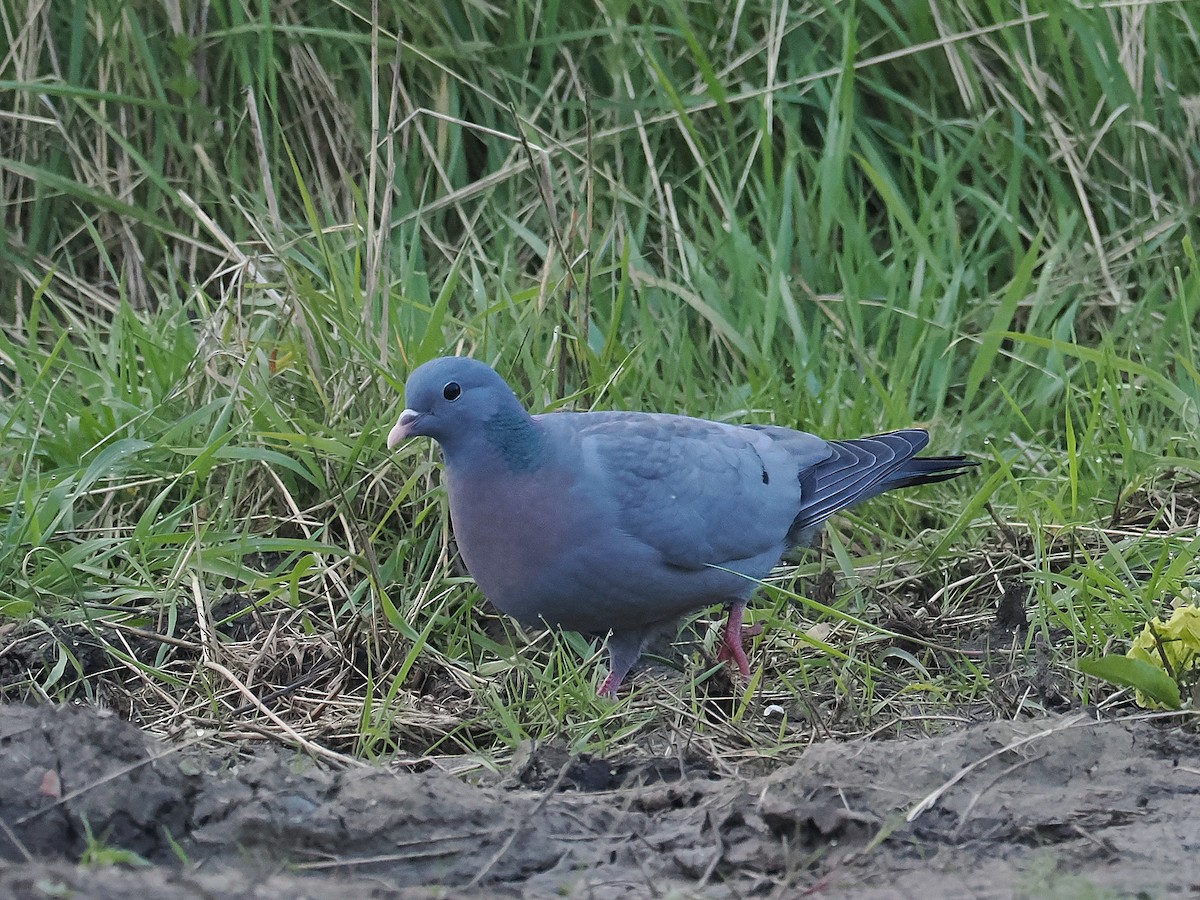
[1,0,1198,764]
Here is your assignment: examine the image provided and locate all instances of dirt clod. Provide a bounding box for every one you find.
[2,703,1199,897]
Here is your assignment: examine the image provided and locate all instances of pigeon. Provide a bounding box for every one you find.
[387,356,977,697]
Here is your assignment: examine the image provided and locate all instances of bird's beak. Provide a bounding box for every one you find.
[387,409,423,449]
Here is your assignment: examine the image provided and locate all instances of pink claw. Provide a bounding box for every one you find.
[598,673,620,698]
[716,604,763,679]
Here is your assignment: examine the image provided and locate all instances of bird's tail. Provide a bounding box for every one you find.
[788,429,977,541]
[878,450,978,491]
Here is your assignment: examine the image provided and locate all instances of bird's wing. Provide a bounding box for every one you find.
[541,411,831,570]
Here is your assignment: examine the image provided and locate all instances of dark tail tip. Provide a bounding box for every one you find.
[885,455,979,490]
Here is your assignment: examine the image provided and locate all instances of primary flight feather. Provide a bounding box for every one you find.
[388,356,976,696]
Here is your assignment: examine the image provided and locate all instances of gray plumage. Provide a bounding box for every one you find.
[388,356,977,696]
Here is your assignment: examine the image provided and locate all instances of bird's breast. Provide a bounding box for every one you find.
[445,466,582,622]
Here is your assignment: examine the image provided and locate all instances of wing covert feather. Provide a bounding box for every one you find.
[539,411,828,570]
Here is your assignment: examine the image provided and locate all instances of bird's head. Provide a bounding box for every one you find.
[387,356,530,456]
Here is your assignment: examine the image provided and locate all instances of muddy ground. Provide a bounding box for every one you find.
[1,703,1198,898]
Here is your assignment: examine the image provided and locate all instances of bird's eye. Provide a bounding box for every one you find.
[442,381,462,401]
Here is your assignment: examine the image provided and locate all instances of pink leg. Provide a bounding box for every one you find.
[716,602,763,679]
[598,630,648,698]
[598,672,620,699]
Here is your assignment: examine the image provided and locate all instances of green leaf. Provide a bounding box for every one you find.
[963,231,1044,411]
[1078,655,1182,710]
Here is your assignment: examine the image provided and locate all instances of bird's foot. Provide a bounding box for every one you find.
[716,611,763,680]
[598,672,620,699]
[597,630,648,699]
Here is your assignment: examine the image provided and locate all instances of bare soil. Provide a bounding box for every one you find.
[2,704,1199,898]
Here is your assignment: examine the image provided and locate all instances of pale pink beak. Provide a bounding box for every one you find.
[387,409,422,449]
